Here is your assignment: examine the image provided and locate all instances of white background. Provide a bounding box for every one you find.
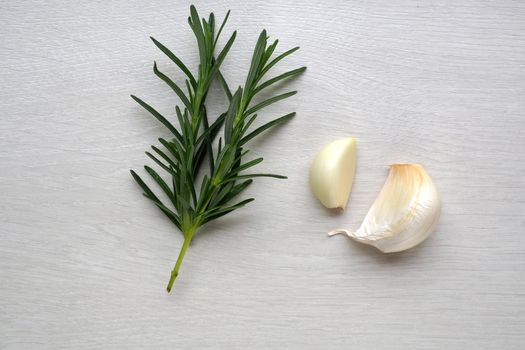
[1,0,524,348]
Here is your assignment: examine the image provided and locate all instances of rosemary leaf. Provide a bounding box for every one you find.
[130,6,305,293]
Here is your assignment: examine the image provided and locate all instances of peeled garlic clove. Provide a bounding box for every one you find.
[310,137,357,209]
[329,164,440,253]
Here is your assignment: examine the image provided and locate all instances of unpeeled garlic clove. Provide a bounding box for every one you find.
[310,137,357,209]
[329,164,440,253]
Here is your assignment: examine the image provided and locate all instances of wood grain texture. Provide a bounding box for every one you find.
[1,0,524,348]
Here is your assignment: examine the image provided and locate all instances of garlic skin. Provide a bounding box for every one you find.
[329,164,440,253]
[310,138,357,209]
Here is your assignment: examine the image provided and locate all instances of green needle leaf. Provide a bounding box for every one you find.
[260,46,300,78]
[151,145,179,169]
[231,157,264,174]
[241,112,295,146]
[229,173,287,181]
[144,165,177,206]
[224,88,242,143]
[189,5,207,70]
[152,201,182,230]
[146,151,178,176]
[131,95,184,144]
[153,62,193,112]
[244,91,297,116]
[245,30,267,92]
[217,70,232,101]
[218,179,253,206]
[254,67,306,95]
[150,36,197,88]
[158,138,182,162]
[203,198,255,223]
[214,9,231,48]
[205,31,237,91]
[130,170,181,229]
[130,169,159,201]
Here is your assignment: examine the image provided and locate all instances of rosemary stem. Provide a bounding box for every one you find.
[166,229,196,292]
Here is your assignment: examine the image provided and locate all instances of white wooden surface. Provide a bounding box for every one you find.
[1,1,525,348]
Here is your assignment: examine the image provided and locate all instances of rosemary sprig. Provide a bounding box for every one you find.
[131,6,305,292]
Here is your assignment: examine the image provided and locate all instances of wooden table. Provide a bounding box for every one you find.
[1,1,524,348]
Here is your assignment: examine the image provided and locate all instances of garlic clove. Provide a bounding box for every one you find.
[310,137,357,209]
[329,164,440,253]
